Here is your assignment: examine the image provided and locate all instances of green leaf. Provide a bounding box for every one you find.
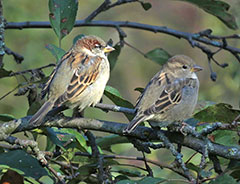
[49,0,78,40]
[45,127,65,148]
[194,101,216,114]
[73,34,85,45]
[187,163,212,177]
[209,174,237,184]
[0,150,48,179]
[113,167,142,177]
[45,44,66,62]
[145,48,171,65]
[39,176,55,184]
[96,135,128,152]
[46,128,90,153]
[176,0,238,30]
[104,85,134,120]
[62,129,89,152]
[108,44,122,71]
[138,177,165,184]
[194,103,240,124]
[0,68,12,79]
[140,2,152,11]
[0,114,15,122]
[212,130,238,146]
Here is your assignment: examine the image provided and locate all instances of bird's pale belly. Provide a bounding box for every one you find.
[67,63,110,110]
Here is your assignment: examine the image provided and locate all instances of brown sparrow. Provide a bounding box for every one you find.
[29,35,114,125]
[123,55,203,134]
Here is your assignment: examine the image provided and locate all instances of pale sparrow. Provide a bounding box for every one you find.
[123,55,203,134]
[29,35,114,125]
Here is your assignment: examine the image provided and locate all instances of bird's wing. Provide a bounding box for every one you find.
[42,50,102,106]
[123,71,170,133]
[54,52,102,106]
[142,76,195,116]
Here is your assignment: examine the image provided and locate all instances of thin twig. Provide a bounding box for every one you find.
[0,85,20,101]
[10,63,55,76]
[84,130,105,183]
[124,40,146,56]
[5,47,24,64]
[85,0,138,22]
[142,151,153,177]
[75,151,188,178]
[84,0,111,22]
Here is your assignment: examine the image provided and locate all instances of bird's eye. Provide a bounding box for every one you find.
[182,65,188,69]
[94,44,102,49]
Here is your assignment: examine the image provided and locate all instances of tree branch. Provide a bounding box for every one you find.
[5,20,240,62]
[1,115,240,161]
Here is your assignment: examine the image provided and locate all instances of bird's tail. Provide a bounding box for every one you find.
[123,115,147,134]
[29,100,54,126]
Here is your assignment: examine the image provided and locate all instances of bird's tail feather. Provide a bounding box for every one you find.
[29,101,54,126]
[123,115,146,134]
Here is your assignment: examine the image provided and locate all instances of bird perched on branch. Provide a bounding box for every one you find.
[123,55,203,134]
[29,35,115,126]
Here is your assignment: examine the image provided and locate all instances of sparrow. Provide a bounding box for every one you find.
[123,55,203,134]
[29,35,115,125]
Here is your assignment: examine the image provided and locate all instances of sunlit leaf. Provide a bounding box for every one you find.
[39,175,55,184]
[45,44,66,62]
[104,85,134,120]
[0,150,48,179]
[212,130,238,146]
[187,163,201,173]
[176,0,238,30]
[194,103,240,123]
[49,0,78,40]
[62,129,89,153]
[145,48,171,65]
[108,44,121,71]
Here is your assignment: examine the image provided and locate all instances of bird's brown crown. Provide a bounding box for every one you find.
[74,35,106,51]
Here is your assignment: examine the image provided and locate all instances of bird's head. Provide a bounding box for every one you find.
[74,35,115,57]
[165,55,203,78]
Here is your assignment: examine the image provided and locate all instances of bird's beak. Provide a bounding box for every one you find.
[103,45,115,53]
[191,64,203,72]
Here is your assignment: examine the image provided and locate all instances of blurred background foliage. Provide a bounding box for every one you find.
[0,0,240,182]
